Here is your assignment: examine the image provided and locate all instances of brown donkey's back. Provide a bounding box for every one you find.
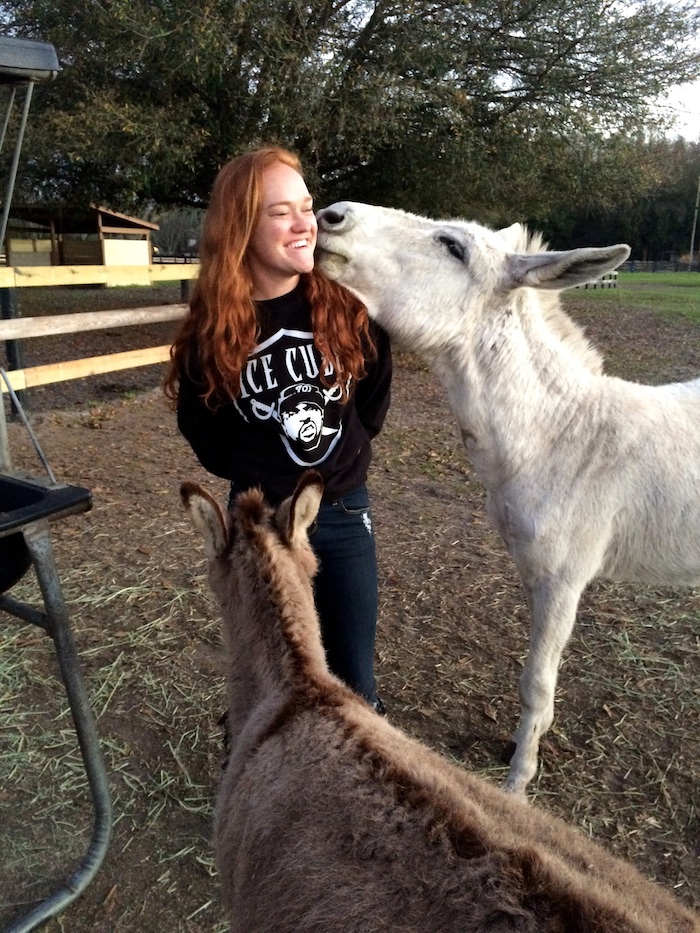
[182,472,699,933]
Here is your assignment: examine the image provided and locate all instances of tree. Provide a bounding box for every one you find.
[1,0,698,220]
[151,208,205,257]
[541,137,700,259]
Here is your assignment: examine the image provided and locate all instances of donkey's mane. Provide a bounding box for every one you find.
[234,487,342,696]
[510,224,547,255]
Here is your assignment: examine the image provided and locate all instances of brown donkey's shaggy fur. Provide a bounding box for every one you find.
[181,473,699,933]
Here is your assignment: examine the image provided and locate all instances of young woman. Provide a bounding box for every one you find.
[165,146,392,708]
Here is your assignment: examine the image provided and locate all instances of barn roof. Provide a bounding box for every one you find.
[7,204,159,235]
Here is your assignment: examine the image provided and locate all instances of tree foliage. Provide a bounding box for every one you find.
[150,207,205,257]
[542,138,700,259]
[0,0,698,236]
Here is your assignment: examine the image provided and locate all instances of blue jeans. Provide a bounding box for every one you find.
[228,483,378,704]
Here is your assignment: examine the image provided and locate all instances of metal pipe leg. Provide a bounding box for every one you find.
[5,521,112,933]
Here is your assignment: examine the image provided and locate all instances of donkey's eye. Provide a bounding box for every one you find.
[437,235,465,263]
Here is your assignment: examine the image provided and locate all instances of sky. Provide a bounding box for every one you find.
[663,79,700,139]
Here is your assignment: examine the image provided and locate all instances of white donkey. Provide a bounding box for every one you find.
[316,201,700,794]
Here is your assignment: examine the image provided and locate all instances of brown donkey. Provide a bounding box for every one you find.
[181,472,699,933]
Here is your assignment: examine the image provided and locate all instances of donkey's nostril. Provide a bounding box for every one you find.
[319,208,345,226]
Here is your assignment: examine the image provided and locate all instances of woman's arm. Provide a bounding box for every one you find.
[177,369,235,480]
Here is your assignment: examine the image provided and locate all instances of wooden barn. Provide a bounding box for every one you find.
[5,204,158,270]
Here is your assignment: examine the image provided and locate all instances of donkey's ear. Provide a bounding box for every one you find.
[279,471,323,546]
[507,244,630,291]
[181,482,229,558]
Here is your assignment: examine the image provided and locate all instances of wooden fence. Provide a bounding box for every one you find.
[577,271,618,289]
[0,264,196,393]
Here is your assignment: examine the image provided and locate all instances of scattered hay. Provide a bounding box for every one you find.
[0,302,698,929]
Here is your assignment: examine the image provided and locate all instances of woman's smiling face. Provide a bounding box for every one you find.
[248,161,318,299]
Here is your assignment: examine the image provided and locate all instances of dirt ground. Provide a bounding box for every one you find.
[0,284,698,931]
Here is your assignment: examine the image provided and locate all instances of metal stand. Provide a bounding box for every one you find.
[0,370,112,932]
[0,36,61,407]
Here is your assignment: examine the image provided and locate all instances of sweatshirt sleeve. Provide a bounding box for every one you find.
[354,322,392,440]
[177,366,235,480]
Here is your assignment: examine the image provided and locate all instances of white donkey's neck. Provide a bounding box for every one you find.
[432,295,597,486]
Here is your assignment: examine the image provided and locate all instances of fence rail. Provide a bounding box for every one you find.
[152,254,198,264]
[0,263,196,394]
[0,262,198,289]
[621,260,700,273]
[577,271,618,289]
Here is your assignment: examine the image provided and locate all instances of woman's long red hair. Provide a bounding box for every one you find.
[164,146,374,407]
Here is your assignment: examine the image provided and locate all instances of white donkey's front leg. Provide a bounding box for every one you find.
[504,577,583,794]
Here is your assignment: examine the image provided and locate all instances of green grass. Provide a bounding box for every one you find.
[581,272,700,323]
[621,272,699,287]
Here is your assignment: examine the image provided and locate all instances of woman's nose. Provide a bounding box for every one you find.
[292,210,316,231]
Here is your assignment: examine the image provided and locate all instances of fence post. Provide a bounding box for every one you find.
[689,175,699,272]
[1,286,26,414]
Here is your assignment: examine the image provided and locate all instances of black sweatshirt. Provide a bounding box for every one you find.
[177,284,392,504]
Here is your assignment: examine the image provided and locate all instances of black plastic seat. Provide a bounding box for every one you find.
[0,475,91,594]
[0,474,91,532]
